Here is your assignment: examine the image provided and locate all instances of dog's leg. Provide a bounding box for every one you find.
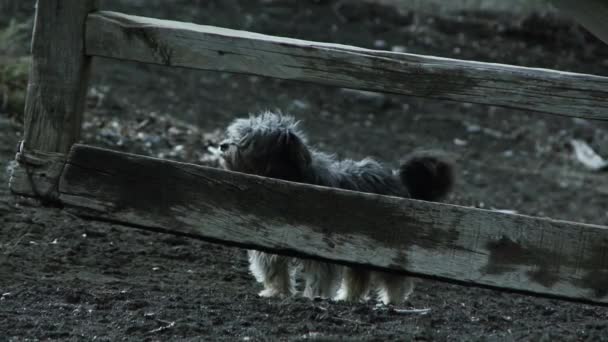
[374,272,415,305]
[334,267,372,302]
[301,260,342,299]
[248,250,295,298]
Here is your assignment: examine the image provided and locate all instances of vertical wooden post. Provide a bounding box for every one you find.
[22,0,99,153]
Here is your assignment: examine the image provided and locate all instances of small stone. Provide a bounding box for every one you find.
[374,40,387,49]
[454,138,467,146]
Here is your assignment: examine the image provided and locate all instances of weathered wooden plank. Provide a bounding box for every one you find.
[553,0,608,45]
[10,144,608,305]
[85,11,608,120]
[23,0,98,153]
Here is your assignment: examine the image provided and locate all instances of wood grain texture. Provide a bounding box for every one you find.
[23,0,98,153]
[85,11,608,120]
[10,144,608,305]
[9,146,66,202]
[553,0,608,45]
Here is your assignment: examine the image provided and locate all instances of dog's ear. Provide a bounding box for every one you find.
[280,130,312,170]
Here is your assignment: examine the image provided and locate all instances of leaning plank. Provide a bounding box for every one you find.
[10,144,608,305]
[23,0,98,153]
[552,0,608,45]
[85,11,608,120]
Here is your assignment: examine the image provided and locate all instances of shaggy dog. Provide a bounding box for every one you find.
[219,111,454,304]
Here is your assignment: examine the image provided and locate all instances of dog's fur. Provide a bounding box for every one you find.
[220,111,454,304]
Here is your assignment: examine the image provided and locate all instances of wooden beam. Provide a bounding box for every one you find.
[9,144,66,203]
[552,0,608,45]
[23,0,98,153]
[9,144,608,305]
[84,11,608,121]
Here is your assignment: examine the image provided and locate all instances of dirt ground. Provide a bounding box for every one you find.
[2,0,608,340]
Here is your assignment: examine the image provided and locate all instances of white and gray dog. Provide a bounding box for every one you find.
[219,111,454,304]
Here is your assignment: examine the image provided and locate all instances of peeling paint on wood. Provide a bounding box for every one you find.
[484,236,561,288]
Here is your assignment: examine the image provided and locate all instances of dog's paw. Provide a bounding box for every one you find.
[258,288,293,298]
[378,295,398,306]
[258,288,281,298]
[375,276,414,305]
[333,290,368,303]
[333,292,349,302]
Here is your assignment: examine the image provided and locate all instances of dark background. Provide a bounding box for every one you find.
[1,1,608,340]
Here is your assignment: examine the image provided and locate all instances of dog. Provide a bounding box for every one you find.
[219,111,454,304]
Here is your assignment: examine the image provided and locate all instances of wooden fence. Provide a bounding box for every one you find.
[9,0,608,305]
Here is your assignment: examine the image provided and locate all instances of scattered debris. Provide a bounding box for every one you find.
[326,316,368,325]
[454,138,468,146]
[82,111,224,168]
[570,139,608,171]
[374,39,387,49]
[147,319,175,334]
[464,121,527,140]
[374,304,431,315]
[290,99,310,110]
[340,88,388,108]
[464,122,504,139]
[299,332,322,340]
[492,209,518,215]
[391,45,407,53]
[390,307,431,315]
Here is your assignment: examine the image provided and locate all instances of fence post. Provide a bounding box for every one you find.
[22,0,99,153]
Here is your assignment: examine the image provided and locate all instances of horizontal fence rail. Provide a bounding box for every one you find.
[84,11,608,120]
[9,144,608,305]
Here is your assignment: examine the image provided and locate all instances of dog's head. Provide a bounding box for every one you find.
[220,111,312,182]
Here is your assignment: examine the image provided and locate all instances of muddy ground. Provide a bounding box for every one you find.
[2,0,608,340]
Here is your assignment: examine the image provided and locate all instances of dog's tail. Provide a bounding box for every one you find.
[398,151,454,202]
